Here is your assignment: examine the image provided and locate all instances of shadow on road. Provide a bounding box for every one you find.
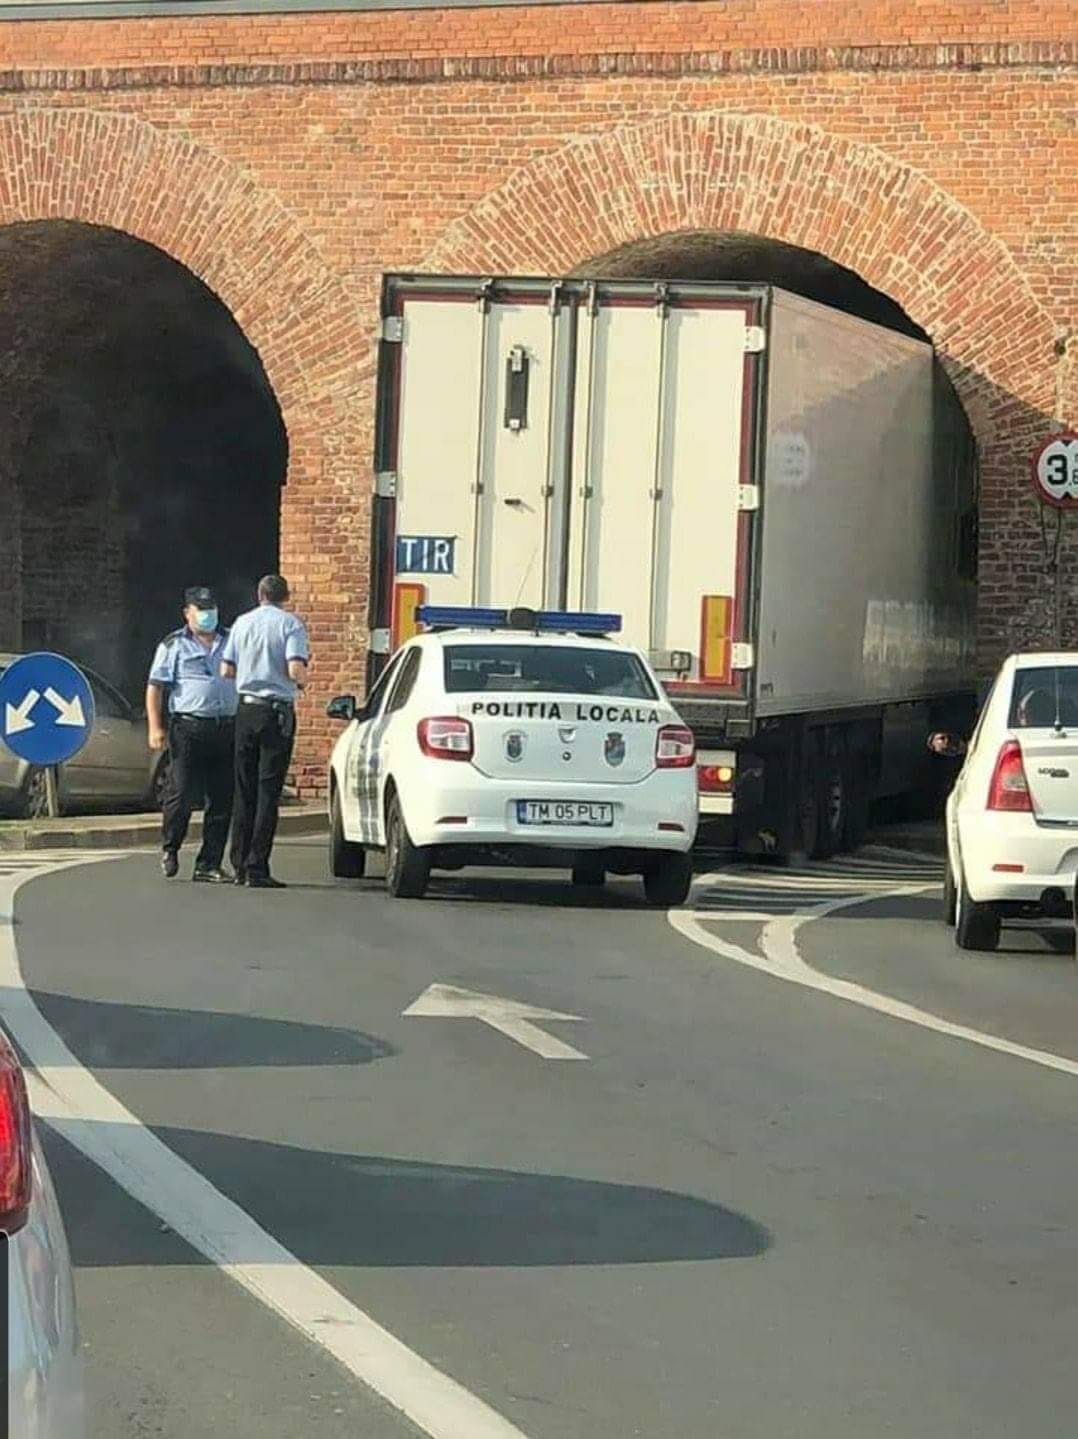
[44,1123,771,1270]
[20,988,397,1069]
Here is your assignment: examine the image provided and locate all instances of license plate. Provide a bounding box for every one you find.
[516,800,614,827]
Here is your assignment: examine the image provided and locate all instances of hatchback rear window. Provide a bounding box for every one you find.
[1008,666,1078,728]
[443,644,658,700]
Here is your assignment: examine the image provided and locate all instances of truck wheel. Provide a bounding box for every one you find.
[329,787,366,879]
[942,863,957,926]
[642,852,693,908]
[842,762,871,853]
[385,794,430,899]
[571,861,606,888]
[954,875,1000,952]
[788,763,820,864]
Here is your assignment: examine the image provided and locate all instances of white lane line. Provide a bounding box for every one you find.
[671,874,1078,1082]
[0,856,531,1439]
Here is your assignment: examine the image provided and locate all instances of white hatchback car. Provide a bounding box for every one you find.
[327,608,698,904]
[941,651,1078,952]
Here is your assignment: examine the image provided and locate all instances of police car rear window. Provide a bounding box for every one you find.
[444,645,658,701]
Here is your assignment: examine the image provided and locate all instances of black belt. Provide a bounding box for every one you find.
[240,694,293,709]
[173,713,234,725]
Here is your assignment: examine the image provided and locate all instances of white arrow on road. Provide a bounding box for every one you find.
[403,983,589,1060]
[44,687,86,727]
[4,689,39,736]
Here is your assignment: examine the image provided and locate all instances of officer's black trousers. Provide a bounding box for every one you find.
[162,716,235,868]
[230,701,295,879]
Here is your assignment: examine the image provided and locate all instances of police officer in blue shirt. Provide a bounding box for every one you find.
[147,586,238,882]
[221,574,310,889]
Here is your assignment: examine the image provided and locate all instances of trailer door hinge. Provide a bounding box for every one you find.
[737,484,760,512]
[369,628,391,656]
[382,316,403,343]
[731,642,755,670]
[743,325,766,353]
[374,471,397,499]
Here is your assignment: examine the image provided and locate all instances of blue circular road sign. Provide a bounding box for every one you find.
[0,653,95,766]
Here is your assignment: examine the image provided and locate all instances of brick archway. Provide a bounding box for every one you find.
[0,107,370,790]
[426,112,1065,661]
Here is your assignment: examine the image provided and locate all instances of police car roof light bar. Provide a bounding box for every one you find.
[415,605,622,636]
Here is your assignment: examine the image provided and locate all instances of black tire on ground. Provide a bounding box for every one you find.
[1044,928,1074,955]
[329,787,366,879]
[384,793,430,899]
[942,862,957,926]
[784,756,820,866]
[642,852,693,908]
[571,861,606,888]
[816,756,846,860]
[20,767,52,820]
[954,875,1001,952]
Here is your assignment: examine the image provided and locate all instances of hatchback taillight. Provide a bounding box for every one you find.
[987,739,1033,812]
[656,724,695,769]
[418,716,474,762]
[0,1031,32,1234]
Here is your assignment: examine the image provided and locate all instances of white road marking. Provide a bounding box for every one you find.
[404,982,589,1060]
[671,861,1078,1081]
[0,855,532,1439]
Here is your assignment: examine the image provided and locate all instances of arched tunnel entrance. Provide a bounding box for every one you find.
[0,220,286,702]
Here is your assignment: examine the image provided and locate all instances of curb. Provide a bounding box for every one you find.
[0,806,328,852]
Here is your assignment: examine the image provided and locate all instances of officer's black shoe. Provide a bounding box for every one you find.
[232,871,247,887]
[193,866,233,885]
[246,874,287,890]
[161,851,179,879]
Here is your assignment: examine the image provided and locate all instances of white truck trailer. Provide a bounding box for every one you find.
[369,276,978,859]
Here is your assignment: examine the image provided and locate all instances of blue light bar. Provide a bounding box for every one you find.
[415,605,622,635]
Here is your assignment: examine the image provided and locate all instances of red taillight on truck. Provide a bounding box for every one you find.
[698,763,734,793]
[987,739,1033,812]
[656,725,695,769]
[417,716,474,762]
[0,1031,32,1234]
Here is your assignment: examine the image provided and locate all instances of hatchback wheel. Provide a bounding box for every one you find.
[642,852,693,908]
[942,863,957,926]
[384,794,430,899]
[954,874,1000,952]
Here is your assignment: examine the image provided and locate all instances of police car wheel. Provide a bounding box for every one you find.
[330,788,366,879]
[642,852,693,908]
[385,795,430,900]
[571,861,606,888]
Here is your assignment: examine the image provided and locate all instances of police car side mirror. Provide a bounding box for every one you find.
[326,694,357,723]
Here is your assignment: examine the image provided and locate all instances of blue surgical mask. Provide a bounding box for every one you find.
[193,608,218,633]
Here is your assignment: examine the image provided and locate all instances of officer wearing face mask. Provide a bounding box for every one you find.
[147,586,238,882]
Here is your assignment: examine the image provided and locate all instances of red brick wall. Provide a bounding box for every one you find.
[0,1,1071,791]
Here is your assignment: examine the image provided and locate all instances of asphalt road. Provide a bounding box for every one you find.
[11,838,1078,1439]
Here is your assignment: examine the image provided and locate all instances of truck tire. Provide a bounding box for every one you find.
[816,758,846,860]
[385,793,430,899]
[571,861,606,888]
[954,875,1000,952]
[642,852,693,908]
[329,787,366,879]
[842,761,871,853]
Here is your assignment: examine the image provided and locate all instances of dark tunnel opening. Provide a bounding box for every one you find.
[576,230,930,341]
[0,220,286,701]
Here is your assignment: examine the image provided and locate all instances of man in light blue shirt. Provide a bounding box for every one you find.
[147,584,237,883]
[221,574,310,888]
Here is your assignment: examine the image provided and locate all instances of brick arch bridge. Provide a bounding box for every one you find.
[0,106,371,789]
[426,110,1066,662]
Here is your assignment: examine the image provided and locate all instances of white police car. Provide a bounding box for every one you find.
[326,607,698,904]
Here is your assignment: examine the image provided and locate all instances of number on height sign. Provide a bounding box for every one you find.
[1032,433,1078,508]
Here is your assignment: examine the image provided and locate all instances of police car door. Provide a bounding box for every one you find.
[343,652,403,843]
[363,647,423,846]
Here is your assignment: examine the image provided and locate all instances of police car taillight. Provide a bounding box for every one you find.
[0,1030,32,1235]
[418,716,474,762]
[656,725,695,769]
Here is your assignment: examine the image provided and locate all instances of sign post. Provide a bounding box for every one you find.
[0,654,95,818]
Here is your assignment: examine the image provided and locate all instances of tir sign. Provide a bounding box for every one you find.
[396,535,456,575]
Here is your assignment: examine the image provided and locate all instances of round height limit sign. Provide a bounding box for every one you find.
[1032,432,1078,508]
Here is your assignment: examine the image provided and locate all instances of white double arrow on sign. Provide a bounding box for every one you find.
[403,983,589,1060]
[4,687,86,737]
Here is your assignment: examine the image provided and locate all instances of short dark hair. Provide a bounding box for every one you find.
[258,574,290,604]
